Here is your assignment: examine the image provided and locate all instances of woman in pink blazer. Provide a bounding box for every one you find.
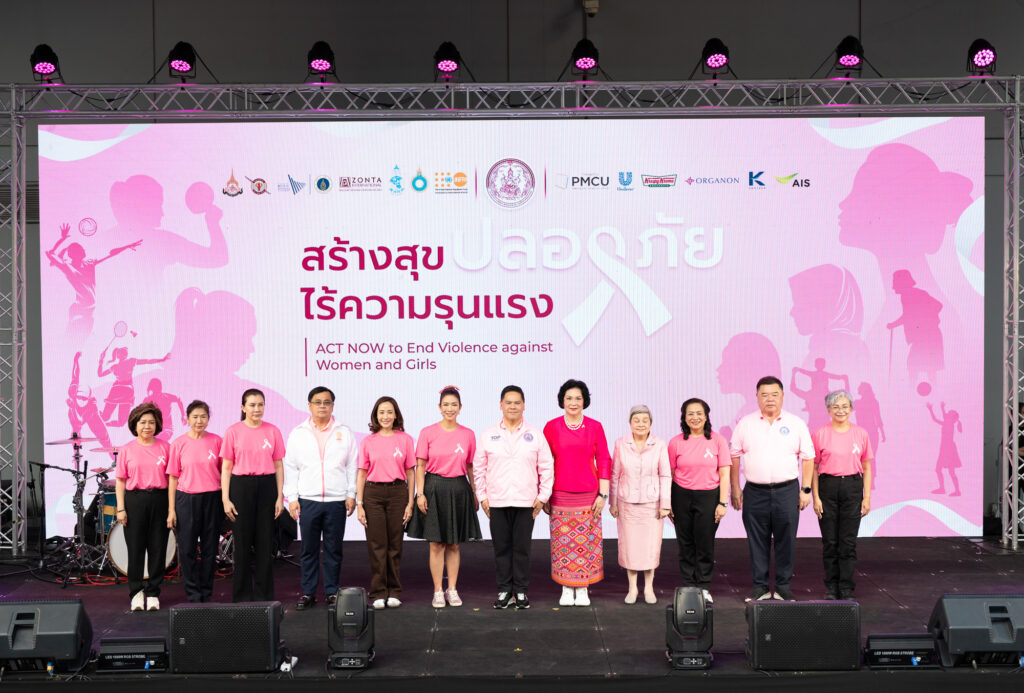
[609,405,671,604]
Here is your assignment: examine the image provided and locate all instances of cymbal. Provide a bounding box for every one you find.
[90,447,120,454]
[46,436,99,445]
[90,466,115,474]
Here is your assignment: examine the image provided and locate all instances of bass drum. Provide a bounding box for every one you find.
[106,523,177,578]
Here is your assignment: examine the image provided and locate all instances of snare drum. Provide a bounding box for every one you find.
[106,522,177,578]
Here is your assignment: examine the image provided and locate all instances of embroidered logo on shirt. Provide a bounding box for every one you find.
[454,444,466,454]
[393,447,403,459]
[704,448,714,459]
[157,456,166,466]
[524,433,534,442]
[207,450,218,461]
[779,427,790,436]
[262,439,272,450]
[491,435,502,441]
[852,443,862,455]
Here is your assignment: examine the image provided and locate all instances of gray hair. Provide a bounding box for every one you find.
[825,390,853,409]
[629,404,651,421]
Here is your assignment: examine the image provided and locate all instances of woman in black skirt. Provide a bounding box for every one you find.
[407,386,481,607]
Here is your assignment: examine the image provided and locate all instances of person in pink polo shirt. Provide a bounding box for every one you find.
[407,386,481,608]
[115,401,171,612]
[474,385,554,610]
[666,398,731,604]
[730,376,814,602]
[811,389,873,601]
[355,396,417,610]
[610,405,671,605]
[166,400,223,603]
[543,378,612,607]
[220,388,286,602]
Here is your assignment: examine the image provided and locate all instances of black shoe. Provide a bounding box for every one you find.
[493,591,514,609]
[296,594,315,610]
[514,592,530,610]
[773,587,796,601]
[327,593,338,607]
[745,586,772,602]
[839,590,855,601]
[823,591,838,600]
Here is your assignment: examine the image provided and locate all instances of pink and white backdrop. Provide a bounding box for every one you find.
[38,117,985,539]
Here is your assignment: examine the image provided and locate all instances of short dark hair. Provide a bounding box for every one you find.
[756,375,784,392]
[500,385,524,402]
[680,398,712,440]
[128,402,163,436]
[369,396,405,433]
[308,386,335,403]
[557,379,591,409]
[240,388,265,420]
[185,400,209,418]
[439,386,461,405]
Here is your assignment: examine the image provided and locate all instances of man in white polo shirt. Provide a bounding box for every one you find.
[730,375,814,602]
[473,385,553,610]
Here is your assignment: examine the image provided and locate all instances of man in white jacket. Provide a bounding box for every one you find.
[474,385,553,610]
[284,386,357,610]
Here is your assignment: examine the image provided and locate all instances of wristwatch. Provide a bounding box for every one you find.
[717,502,727,508]
[597,493,608,500]
[801,486,812,494]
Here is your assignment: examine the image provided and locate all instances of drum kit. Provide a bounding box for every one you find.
[36,432,177,583]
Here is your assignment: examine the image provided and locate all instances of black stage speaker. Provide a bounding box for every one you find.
[169,602,283,673]
[665,587,713,669]
[0,599,93,672]
[328,587,374,668]
[746,600,861,670]
[928,593,1024,667]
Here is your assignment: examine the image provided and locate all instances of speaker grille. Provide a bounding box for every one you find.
[170,603,281,673]
[748,602,860,670]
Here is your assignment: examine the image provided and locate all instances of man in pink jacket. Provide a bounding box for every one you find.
[474,385,554,610]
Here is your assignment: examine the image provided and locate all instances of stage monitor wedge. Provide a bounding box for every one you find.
[0,599,93,672]
[746,601,861,670]
[169,602,283,673]
[928,593,1024,667]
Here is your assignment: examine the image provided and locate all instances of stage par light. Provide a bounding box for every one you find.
[571,38,599,75]
[168,41,197,80]
[834,35,863,71]
[434,42,462,80]
[701,38,729,72]
[307,41,337,82]
[30,44,61,83]
[967,38,996,75]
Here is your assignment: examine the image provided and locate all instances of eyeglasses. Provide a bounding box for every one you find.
[829,404,851,411]
[311,400,334,407]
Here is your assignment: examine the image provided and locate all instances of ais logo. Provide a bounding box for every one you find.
[775,173,811,188]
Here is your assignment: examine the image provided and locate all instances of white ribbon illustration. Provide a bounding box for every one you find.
[858,499,982,537]
[852,443,861,455]
[562,227,671,345]
[393,447,403,458]
[157,456,166,466]
[704,448,715,460]
[207,450,218,461]
[262,439,272,450]
[454,444,465,454]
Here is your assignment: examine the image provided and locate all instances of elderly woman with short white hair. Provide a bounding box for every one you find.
[609,405,671,604]
[811,389,873,601]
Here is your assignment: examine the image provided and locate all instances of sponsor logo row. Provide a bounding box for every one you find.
[222,159,811,209]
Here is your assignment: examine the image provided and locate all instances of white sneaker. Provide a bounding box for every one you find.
[372,599,386,610]
[146,596,160,611]
[702,589,714,604]
[386,597,402,608]
[559,586,576,606]
[575,587,591,607]
[130,592,145,612]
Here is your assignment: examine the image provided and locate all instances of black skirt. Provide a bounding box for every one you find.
[406,473,482,544]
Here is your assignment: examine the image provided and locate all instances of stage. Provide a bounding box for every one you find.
[1,536,1022,691]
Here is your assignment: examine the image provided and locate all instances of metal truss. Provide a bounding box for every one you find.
[1,76,1023,552]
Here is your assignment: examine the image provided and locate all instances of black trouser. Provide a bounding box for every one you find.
[741,479,799,590]
[124,488,169,598]
[817,473,863,594]
[671,484,720,590]
[489,506,535,594]
[175,489,222,602]
[229,473,277,602]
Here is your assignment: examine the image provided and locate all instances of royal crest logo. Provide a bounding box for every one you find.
[485,158,535,208]
[389,165,404,195]
[222,170,243,197]
[315,176,331,193]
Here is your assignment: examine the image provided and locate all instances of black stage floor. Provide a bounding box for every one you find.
[1,537,1023,692]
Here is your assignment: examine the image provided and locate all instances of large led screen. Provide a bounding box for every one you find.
[38,117,985,539]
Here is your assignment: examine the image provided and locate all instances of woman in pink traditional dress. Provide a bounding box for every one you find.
[609,405,671,604]
[542,379,611,607]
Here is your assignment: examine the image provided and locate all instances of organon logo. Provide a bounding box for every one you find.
[485,158,535,209]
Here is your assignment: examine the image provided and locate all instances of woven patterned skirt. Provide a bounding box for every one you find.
[550,505,604,587]
[406,472,482,544]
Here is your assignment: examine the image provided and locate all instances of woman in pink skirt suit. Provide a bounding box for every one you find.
[609,405,671,604]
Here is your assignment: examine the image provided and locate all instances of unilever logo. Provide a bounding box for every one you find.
[617,171,633,191]
[389,165,404,194]
[485,158,535,209]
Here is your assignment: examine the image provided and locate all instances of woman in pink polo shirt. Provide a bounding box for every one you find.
[166,400,223,603]
[355,396,417,610]
[543,378,612,607]
[666,398,731,603]
[220,388,286,602]
[811,389,873,601]
[407,386,481,608]
[610,405,671,604]
[115,401,171,612]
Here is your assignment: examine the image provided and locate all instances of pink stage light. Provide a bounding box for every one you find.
[33,61,56,75]
[972,48,995,68]
[705,53,728,70]
[838,54,861,68]
[169,59,192,73]
[437,59,459,73]
[310,58,332,73]
[575,56,597,71]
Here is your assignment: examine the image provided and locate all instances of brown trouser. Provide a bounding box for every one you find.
[364,479,409,601]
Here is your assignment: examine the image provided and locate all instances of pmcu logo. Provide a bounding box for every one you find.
[554,174,610,190]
